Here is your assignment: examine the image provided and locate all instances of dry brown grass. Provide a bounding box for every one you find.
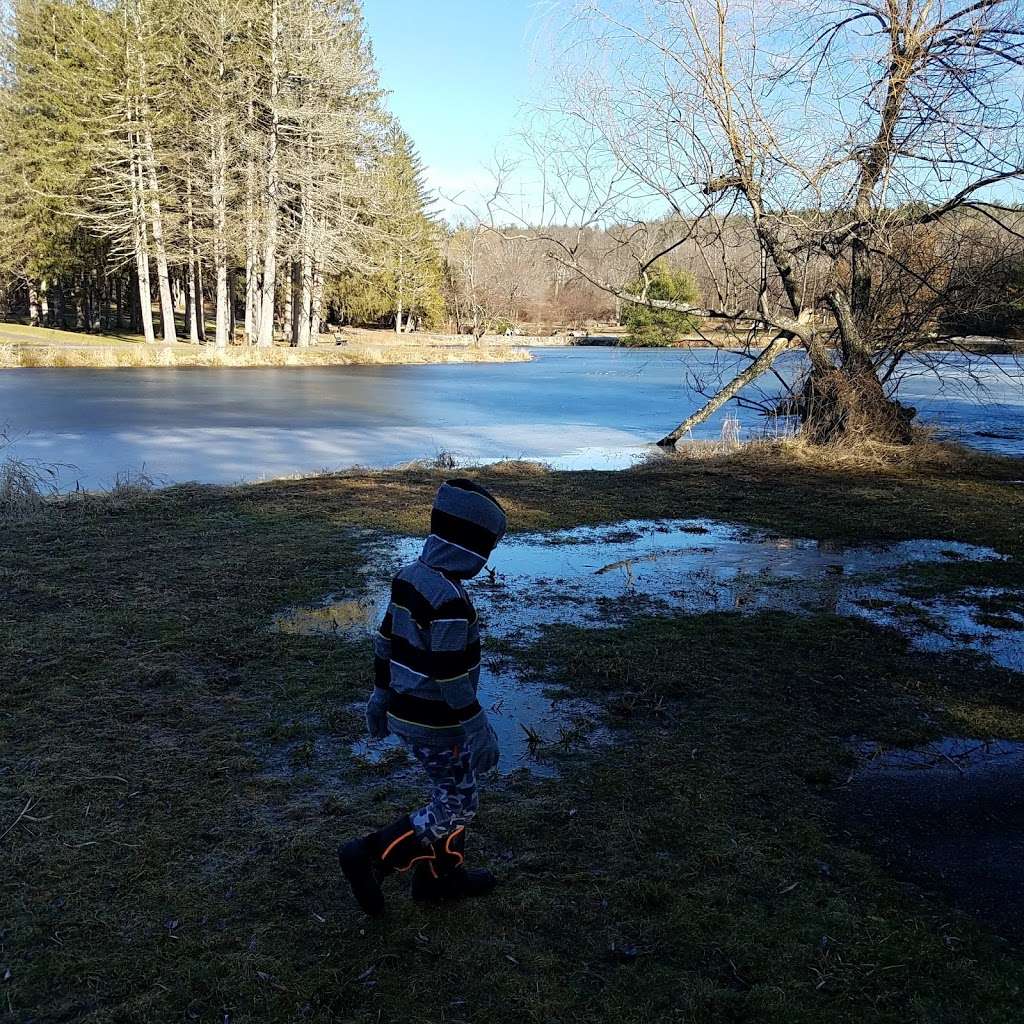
[667,427,1017,479]
[0,430,62,517]
[0,339,529,369]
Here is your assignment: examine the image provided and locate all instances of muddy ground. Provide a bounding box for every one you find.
[3,446,1024,1022]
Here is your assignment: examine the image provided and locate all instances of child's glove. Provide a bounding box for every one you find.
[365,687,390,739]
[463,711,500,774]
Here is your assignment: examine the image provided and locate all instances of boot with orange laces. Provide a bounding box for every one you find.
[339,814,434,917]
[410,825,497,903]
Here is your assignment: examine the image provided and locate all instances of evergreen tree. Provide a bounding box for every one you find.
[621,266,700,346]
[0,0,423,346]
[332,127,444,330]
[0,0,112,327]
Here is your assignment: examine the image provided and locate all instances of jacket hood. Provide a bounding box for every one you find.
[420,478,507,579]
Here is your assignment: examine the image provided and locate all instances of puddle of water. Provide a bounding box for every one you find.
[273,519,1018,775]
[839,736,1024,940]
[274,597,379,635]
[845,586,1024,672]
[349,666,606,779]
[854,736,1024,774]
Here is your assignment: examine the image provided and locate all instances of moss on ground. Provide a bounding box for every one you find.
[2,450,1024,1022]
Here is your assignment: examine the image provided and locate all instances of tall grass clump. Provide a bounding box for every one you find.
[0,430,61,517]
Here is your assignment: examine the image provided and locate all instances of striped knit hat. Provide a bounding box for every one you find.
[420,478,507,578]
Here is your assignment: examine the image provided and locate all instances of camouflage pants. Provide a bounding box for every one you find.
[404,741,480,843]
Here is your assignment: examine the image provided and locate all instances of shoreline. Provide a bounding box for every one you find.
[0,323,533,369]
[0,341,532,370]
[17,435,1020,502]
[5,319,1018,368]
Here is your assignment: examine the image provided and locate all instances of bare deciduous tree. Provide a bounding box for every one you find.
[515,0,1024,445]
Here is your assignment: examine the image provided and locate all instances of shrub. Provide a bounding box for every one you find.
[621,266,700,346]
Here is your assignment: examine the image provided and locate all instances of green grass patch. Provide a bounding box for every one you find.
[2,452,1024,1021]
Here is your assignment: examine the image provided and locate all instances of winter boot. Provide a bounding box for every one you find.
[339,814,434,916]
[410,825,497,903]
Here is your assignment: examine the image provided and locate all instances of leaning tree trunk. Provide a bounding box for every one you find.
[657,335,793,446]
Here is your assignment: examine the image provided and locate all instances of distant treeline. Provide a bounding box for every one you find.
[1,2,1021,345]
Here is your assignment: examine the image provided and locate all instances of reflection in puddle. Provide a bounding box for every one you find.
[274,518,1019,774]
[839,736,1024,940]
[348,666,606,780]
[273,597,378,635]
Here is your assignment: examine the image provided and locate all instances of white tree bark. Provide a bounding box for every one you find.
[130,133,156,344]
[193,261,206,342]
[211,135,229,347]
[657,336,792,446]
[185,165,200,344]
[283,262,294,344]
[256,0,280,348]
[244,249,258,344]
[243,91,259,345]
[210,6,230,349]
[141,126,176,343]
[296,253,313,347]
[310,262,324,343]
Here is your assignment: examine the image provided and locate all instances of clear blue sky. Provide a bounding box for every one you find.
[362,1,541,217]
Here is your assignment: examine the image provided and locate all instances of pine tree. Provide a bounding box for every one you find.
[379,127,444,332]
[0,0,420,349]
[332,126,445,331]
[0,0,112,328]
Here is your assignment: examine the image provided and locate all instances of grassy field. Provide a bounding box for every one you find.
[3,446,1024,1022]
[0,322,530,368]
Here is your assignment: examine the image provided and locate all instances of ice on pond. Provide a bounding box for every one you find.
[273,519,1020,774]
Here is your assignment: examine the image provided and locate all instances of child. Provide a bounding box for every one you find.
[340,478,507,916]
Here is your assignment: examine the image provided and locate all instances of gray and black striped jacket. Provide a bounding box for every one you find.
[373,480,506,740]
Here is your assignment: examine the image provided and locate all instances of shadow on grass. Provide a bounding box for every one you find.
[2,454,1024,1021]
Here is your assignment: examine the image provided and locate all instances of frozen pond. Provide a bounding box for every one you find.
[1,348,1021,490]
[274,519,1021,775]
